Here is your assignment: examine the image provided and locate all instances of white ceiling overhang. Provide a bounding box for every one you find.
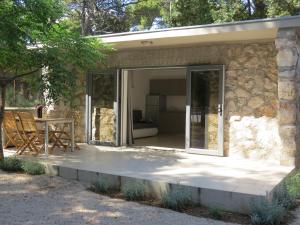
[91,16,300,50]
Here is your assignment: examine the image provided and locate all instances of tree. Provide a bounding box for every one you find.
[0,0,107,159]
[170,0,214,26]
[64,0,145,35]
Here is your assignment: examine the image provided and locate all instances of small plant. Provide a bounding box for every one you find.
[21,161,45,175]
[121,181,145,201]
[161,188,192,211]
[285,171,300,198]
[90,179,111,194]
[208,205,224,220]
[250,199,286,225]
[0,157,23,172]
[273,185,297,210]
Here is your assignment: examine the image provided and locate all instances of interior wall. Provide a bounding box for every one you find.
[130,68,187,119]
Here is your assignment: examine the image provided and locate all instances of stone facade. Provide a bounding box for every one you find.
[60,40,289,163]
[107,42,279,160]
[275,28,300,166]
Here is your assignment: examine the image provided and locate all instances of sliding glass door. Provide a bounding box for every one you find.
[186,65,224,155]
[86,70,120,146]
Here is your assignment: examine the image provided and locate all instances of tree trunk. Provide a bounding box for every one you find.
[0,83,6,160]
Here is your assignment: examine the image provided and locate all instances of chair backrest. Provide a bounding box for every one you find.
[17,111,37,133]
[3,111,19,135]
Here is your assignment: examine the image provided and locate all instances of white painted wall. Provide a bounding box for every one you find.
[130,68,186,118]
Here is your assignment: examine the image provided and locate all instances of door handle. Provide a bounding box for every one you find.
[218,104,223,116]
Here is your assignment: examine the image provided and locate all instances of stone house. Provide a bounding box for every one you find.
[67,16,300,166]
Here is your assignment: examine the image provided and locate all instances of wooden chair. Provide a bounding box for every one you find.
[48,110,80,151]
[17,111,45,155]
[3,111,26,153]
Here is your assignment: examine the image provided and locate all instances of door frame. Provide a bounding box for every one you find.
[86,65,225,156]
[85,69,121,146]
[186,65,225,156]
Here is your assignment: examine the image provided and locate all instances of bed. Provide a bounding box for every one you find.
[132,110,158,139]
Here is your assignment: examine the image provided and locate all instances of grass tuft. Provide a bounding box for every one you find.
[208,205,224,220]
[0,157,23,172]
[121,181,145,201]
[90,179,111,194]
[161,188,192,211]
[21,161,45,175]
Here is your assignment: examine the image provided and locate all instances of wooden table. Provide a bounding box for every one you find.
[35,118,75,156]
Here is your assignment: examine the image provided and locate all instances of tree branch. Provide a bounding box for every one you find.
[8,67,42,82]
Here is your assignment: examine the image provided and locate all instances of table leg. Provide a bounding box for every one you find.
[45,121,49,156]
[71,121,75,152]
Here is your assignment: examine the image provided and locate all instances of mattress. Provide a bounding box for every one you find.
[133,122,158,139]
[133,127,158,139]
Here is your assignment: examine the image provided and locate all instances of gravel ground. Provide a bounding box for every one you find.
[289,207,300,225]
[0,171,239,225]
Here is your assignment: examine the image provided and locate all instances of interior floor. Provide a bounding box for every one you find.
[128,67,187,150]
[133,134,185,149]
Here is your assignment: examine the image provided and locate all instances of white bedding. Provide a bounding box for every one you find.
[133,127,158,139]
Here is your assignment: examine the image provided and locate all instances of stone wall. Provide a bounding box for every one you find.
[58,41,281,162]
[107,42,279,160]
[275,28,300,166]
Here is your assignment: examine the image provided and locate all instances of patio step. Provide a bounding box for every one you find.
[42,162,275,214]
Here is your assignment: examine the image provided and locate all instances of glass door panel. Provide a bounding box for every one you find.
[87,70,119,146]
[186,66,224,155]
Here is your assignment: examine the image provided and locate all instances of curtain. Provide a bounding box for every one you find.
[127,72,134,145]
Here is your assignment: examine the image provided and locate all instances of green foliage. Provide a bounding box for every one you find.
[161,188,192,211]
[6,85,41,107]
[0,157,23,172]
[121,181,145,201]
[90,179,111,194]
[0,0,107,105]
[273,185,297,210]
[21,161,45,175]
[208,205,224,220]
[266,0,300,17]
[285,171,300,198]
[250,199,286,225]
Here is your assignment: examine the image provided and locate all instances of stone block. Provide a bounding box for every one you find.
[279,125,296,138]
[277,48,298,67]
[276,28,297,39]
[275,38,297,49]
[248,96,264,109]
[278,68,296,79]
[200,188,264,214]
[278,102,297,125]
[59,166,78,180]
[278,79,296,100]
[78,169,99,184]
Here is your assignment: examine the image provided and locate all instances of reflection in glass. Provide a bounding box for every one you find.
[190,70,219,150]
[91,73,117,144]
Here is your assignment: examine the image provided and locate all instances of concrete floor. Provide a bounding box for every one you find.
[133,134,185,149]
[5,144,293,196]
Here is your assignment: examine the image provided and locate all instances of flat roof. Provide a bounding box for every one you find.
[91,16,300,50]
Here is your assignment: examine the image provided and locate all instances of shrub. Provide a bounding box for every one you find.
[250,199,286,225]
[21,161,45,175]
[0,157,23,172]
[121,181,145,201]
[90,179,111,194]
[208,205,224,220]
[285,172,300,198]
[161,188,192,211]
[273,186,297,210]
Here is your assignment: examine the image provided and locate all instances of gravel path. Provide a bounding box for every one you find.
[289,207,300,225]
[0,171,238,225]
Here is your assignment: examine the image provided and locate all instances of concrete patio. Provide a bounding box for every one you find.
[4,144,294,214]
